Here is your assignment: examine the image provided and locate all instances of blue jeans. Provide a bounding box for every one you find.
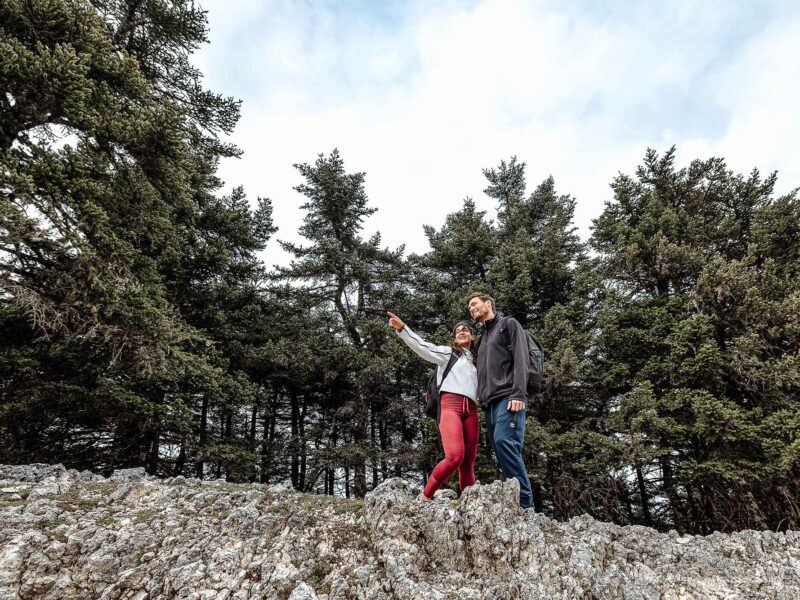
[485,399,533,509]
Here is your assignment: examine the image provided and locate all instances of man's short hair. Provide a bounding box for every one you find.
[466,291,495,311]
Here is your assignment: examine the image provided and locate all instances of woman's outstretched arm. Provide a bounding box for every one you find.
[387,311,451,365]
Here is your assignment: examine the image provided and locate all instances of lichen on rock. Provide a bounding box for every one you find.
[1,464,798,599]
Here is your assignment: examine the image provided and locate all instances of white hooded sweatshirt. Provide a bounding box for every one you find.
[396,325,478,401]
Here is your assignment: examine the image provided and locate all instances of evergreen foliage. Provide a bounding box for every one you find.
[2,2,797,533]
[273,150,414,497]
[591,148,800,532]
[1,0,273,478]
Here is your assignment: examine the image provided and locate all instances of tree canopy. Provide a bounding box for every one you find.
[2,1,798,535]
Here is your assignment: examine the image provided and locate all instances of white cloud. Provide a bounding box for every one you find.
[195,0,800,267]
[681,16,800,193]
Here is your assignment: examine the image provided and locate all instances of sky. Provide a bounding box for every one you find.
[194,0,800,267]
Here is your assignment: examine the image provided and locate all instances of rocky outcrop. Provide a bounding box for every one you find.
[1,464,798,599]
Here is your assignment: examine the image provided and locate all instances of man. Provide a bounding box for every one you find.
[467,292,533,509]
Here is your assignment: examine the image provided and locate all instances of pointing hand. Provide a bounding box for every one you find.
[386,311,405,331]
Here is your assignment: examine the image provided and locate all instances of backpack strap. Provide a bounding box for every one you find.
[438,351,459,392]
[431,352,459,422]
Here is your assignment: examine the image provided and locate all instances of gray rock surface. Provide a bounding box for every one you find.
[1,464,798,599]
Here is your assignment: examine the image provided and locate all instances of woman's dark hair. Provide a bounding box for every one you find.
[450,321,476,358]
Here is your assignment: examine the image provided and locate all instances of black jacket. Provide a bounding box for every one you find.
[475,314,529,407]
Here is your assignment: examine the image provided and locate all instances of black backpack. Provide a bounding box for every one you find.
[423,352,458,421]
[500,317,545,394]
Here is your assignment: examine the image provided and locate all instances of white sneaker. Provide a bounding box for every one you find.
[433,489,457,500]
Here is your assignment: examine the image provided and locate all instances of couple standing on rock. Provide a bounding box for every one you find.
[387,291,533,509]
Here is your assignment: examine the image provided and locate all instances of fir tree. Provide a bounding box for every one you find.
[0,0,275,478]
[275,150,407,497]
[592,148,800,532]
[484,158,584,327]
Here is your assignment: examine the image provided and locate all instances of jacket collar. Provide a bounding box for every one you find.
[482,311,503,331]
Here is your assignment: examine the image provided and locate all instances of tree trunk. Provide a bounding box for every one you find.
[299,395,307,490]
[196,394,209,479]
[115,415,145,469]
[532,481,543,513]
[247,404,258,482]
[619,478,635,524]
[394,367,406,478]
[333,280,367,496]
[352,420,368,497]
[223,410,233,480]
[701,483,718,532]
[249,404,258,444]
[370,402,378,488]
[173,437,186,476]
[636,464,652,526]
[378,415,389,482]
[685,481,702,533]
[290,389,300,489]
[146,428,160,475]
[660,455,684,533]
[214,408,223,479]
[260,393,275,484]
[325,468,333,496]
[328,425,339,495]
[334,284,362,347]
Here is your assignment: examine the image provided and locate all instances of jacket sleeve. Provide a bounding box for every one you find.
[506,318,529,402]
[396,326,452,366]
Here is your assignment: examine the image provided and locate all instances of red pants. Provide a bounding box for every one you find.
[423,393,479,498]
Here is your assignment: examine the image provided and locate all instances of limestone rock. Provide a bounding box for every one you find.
[109,468,148,481]
[1,465,798,599]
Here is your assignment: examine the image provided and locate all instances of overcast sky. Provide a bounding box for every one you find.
[195,0,800,267]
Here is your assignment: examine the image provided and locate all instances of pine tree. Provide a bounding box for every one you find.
[275,150,407,497]
[592,148,800,532]
[409,198,495,332]
[0,0,276,478]
[484,158,584,327]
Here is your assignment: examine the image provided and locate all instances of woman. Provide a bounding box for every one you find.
[387,310,479,501]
